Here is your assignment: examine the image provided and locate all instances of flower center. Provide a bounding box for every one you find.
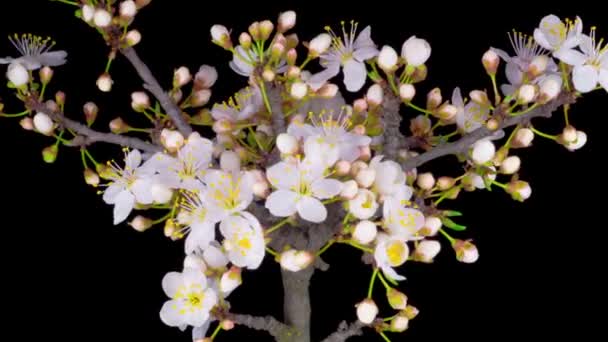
[386,241,406,266]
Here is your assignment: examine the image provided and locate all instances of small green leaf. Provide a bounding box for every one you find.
[443,210,463,217]
[383,273,399,286]
[441,217,467,231]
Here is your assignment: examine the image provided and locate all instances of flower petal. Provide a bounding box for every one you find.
[573,65,599,93]
[554,48,587,66]
[533,28,553,50]
[307,63,340,90]
[490,47,511,62]
[113,190,135,225]
[182,268,207,288]
[132,178,154,204]
[203,243,229,269]
[451,87,464,109]
[312,179,343,199]
[161,272,183,298]
[599,68,608,92]
[185,222,216,254]
[353,26,375,51]
[37,51,68,67]
[296,196,327,223]
[160,299,185,327]
[266,162,298,190]
[343,59,367,92]
[125,149,142,169]
[265,190,299,217]
[192,321,211,340]
[103,184,123,204]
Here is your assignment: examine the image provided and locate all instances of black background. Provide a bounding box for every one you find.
[0,1,605,341]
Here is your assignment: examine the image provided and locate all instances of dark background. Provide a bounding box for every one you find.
[0,0,605,341]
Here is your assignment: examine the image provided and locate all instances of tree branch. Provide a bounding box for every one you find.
[120,47,193,136]
[402,93,576,171]
[320,321,365,342]
[230,313,293,341]
[28,99,162,153]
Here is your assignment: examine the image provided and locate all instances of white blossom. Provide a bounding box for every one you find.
[6,62,29,86]
[229,45,287,76]
[374,234,409,281]
[382,203,425,240]
[559,30,608,93]
[0,34,67,70]
[211,86,264,124]
[219,212,265,269]
[452,87,490,133]
[401,36,431,67]
[534,15,583,56]
[348,189,379,220]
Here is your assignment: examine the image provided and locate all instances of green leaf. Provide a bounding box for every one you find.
[382,273,399,286]
[441,217,466,231]
[443,210,463,217]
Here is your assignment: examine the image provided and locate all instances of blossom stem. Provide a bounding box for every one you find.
[140,109,155,122]
[210,323,223,340]
[439,228,456,244]
[563,104,570,126]
[247,126,265,151]
[343,240,374,254]
[560,62,571,92]
[315,240,335,256]
[259,81,273,115]
[265,247,278,257]
[376,272,391,290]
[52,0,79,6]
[84,149,99,167]
[265,217,291,236]
[406,101,434,116]
[0,109,29,117]
[387,74,399,95]
[530,126,557,141]
[127,127,152,133]
[491,180,508,189]
[54,130,70,146]
[80,149,88,169]
[490,74,501,105]
[383,314,399,322]
[510,103,539,117]
[299,56,312,69]
[105,56,113,73]
[505,124,520,148]
[379,331,393,342]
[39,83,47,101]
[367,268,379,298]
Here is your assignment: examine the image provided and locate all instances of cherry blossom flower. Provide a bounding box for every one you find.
[220,212,265,269]
[0,34,67,70]
[557,30,608,92]
[229,45,287,76]
[211,86,264,124]
[534,15,583,57]
[374,233,409,281]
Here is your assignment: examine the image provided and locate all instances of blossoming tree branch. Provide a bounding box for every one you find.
[2,1,603,341]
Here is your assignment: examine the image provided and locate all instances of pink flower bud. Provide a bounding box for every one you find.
[129,215,153,232]
[84,168,100,187]
[119,0,137,18]
[84,102,98,126]
[453,240,479,263]
[131,91,150,112]
[109,117,129,134]
[125,29,142,46]
[211,24,232,49]
[309,33,331,57]
[173,66,192,88]
[278,10,296,32]
[482,49,500,75]
[39,66,53,84]
[399,83,416,102]
[426,87,442,110]
[20,117,34,131]
[96,73,113,92]
[366,84,383,107]
[416,172,435,190]
[93,9,112,28]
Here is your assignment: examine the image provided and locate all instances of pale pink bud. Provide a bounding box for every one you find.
[39,66,53,84]
[238,32,252,50]
[317,83,338,98]
[259,20,274,40]
[20,117,34,131]
[378,45,399,71]
[454,240,479,263]
[387,288,408,310]
[286,66,301,79]
[500,156,521,174]
[528,55,548,77]
[401,36,431,66]
[286,48,297,65]
[290,82,308,99]
[194,65,218,89]
[334,160,351,176]
[129,215,153,232]
[7,62,29,87]
[276,133,299,154]
[366,84,383,106]
[358,145,371,162]
[469,90,490,106]
[390,315,409,332]
[352,220,377,245]
[110,117,129,134]
[482,49,500,75]
[561,125,577,143]
[517,84,536,104]
[280,250,314,272]
[252,181,270,198]
[539,75,561,103]
[399,83,416,102]
[213,119,234,134]
[262,68,275,82]
[309,33,331,57]
[131,91,150,112]
[173,66,192,88]
[82,4,95,23]
[437,103,458,121]
[93,9,112,28]
[426,87,442,109]
[416,172,435,190]
[119,0,137,18]
[353,98,368,112]
[350,160,368,177]
[507,180,532,201]
[33,112,54,135]
[340,180,359,199]
[512,128,534,148]
[471,139,495,165]
[125,29,142,46]
[278,10,296,32]
[191,89,212,107]
[356,168,376,188]
[84,168,100,187]
[211,24,232,49]
[414,240,441,263]
[160,129,185,153]
[221,320,235,331]
[564,131,587,151]
[96,73,113,92]
[356,299,378,324]
[83,102,98,126]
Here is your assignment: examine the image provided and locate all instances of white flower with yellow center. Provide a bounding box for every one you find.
[374,233,409,281]
[210,86,264,123]
[0,33,67,70]
[203,170,255,222]
[451,87,490,133]
[556,29,608,93]
[178,190,217,254]
[229,45,287,77]
[219,212,265,270]
[382,202,425,240]
[534,15,583,56]
[308,23,378,92]
[102,149,154,225]
[367,156,413,203]
[288,110,371,167]
[150,132,213,191]
[348,189,379,220]
[265,158,343,223]
[160,268,218,329]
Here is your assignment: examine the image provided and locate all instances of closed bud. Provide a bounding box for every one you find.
[378,45,399,71]
[84,168,100,187]
[561,125,577,143]
[420,216,441,237]
[211,25,232,49]
[39,66,53,84]
[259,20,274,40]
[486,117,499,131]
[317,83,338,98]
[173,66,191,88]
[82,4,95,23]
[55,91,65,107]
[437,176,456,190]
[126,29,142,46]
[399,83,416,102]
[252,180,270,198]
[512,127,534,148]
[221,320,235,331]
[414,240,441,263]
[191,89,212,107]
[528,55,548,77]
[83,102,98,126]
[42,145,59,163]
[401,36,431,67]
[260,68,274,82]
[271,42,285,60]
[96,73,113,92]
[276,133,299,154]
[482,49,499,75]
[366,84,383,106]
[426,87,442,110]
[220,267,242,294]
[20,117,34,131]
[411,64,428,83]
[416,172,435,190]
[350,160,368,177]
[93,9,112,28]
[286,48,298,65]
[309,33,331,57]
[437,103,458,122]
[248,22,261,41]
[358,146,371,162]
[279,250,314,272]
[286,65,301,79]
[194,65,218,89]
[387,288,408,310]
[454,239,479,263]
[507,180,532,202]
[109,117,129,134]
[356,299,378,324]
[33,112,54,135]
[469,90,490,106]
[471,139,495,165]
[390,314,409,332]
[500,156,521,174]
[340,180,359,200]
[160,130,185,154]
[290,82,308,99]
[129,215,153,232]
[7,62,29,87]
[355,168,376,188]
[286,33,299,49]
[352,220,377,245]
[120,0,137,18]
[131,91,150,112]
[517,84,536,104]
[539,75,561,103]
[564,130,587,151]
[278,10,296,32]
[404,305,419,319]
[238,32,252,50]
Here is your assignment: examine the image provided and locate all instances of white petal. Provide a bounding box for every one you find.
[573,65,599,93]
[160,299,185,327]
[113,191,135,225]
[534,28,553,50]
[240,211,263,234]
[353,26,375,51]
[132,178,154,204]
[380,264,406,282]
[37,51,68,67]
[578,35,593,56]
[505,62,523,86]
[182,268,207,287]
[266,162,298,190]
[308,63,340,90]
[338,144,361,162]
[599,69,608,92]
[296,196,327,223]
[342,59,367,92]
[102,184,123,204]
[125,149,142,169]
[161,272,182,298]
[451,87,464,108]
[192,321,211,340]
[185,223,215,254]
[265,190,299,217]
[554,48,587,66]
[353,46,379,61]
[203,244,229,269]
[311,179,343,199]
[491,48,511,62]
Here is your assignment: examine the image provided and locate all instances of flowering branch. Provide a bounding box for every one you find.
[27,98,162,153]
[320,321,365,342]
[120,47,193,136]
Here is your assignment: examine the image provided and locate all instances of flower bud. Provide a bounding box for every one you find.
[220,150,241,172]
[390,314,409,332]
[129,215,153,232]
[416,172,435,190]
[42,145,58,163]
[290,82,308,99]
[221,320,235,331]
[387,288,408,310]
[366,84,383,107]
[286,48,298,65]
[420,216,441,236]
[161,129,185,153]
[561,125,577,143]
[247,22,261,41]
[131,91,150,112]
[82,4,95,23]
[399,83,416,102]
[482,49,499,75]
[93,9,112,28]
[110,117,129,134]
[486,118,499,131]
[190,89,212,107]
[259,20,274,41]
[453,240,479,263]
[278,11,296,32]
[39,66,53,84]
[528,55,548,77]
[355,168,376,188]
[512,127,534,148]
[317,83,338,98]
[500,156,521,174]
[120,0,137,18]
[279,250,314,272]
[96,73,113,92]
[238,32,252,50]
[356,299,378,324]
[426,87,442,110]
[517,84,536,104]
[378,45,399,71]
[309,33,331,57]
[334,160,351,176]
[437,103,458,122]
[276,133,299,154]
[84,168,100,187]
[83,102,98,126]
[173,66,191,88]
[564,130,587,151]
[401,36,431,67]
[125,29,142,46]
[220,267,242,294]
[352,99,367,113]
[7,62,29,87]
[350,160,368,177]
[414,240,441,263]
[437,176,456,190]
[211,24,232,49]
[507,180,532,202]
[404,305,419,319]
[286,33,299,49]
[352,220,377,245]
[194,65,218,89]
[252,180,270,199]
[471,139,495,165]
[33,112,54,135]
[340,180,359,200]
[260,68,275,82]
[469,90,490,106]
[358,145,371,162]
[20,117,34,131]
[538,75,561,103]
[285,66,300,79]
